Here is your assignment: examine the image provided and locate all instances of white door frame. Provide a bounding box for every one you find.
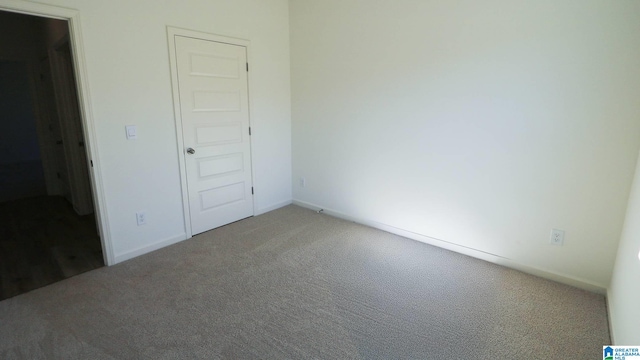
[0,1,114,265]
[167,26,257,239]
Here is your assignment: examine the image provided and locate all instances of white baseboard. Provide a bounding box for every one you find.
[255,199,293,216]
[293,199,607,294]
[112,199,293,264]
[114,233,187,264]
[606,289,616,344]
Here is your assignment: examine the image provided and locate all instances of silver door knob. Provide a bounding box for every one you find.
[186,148,195,155]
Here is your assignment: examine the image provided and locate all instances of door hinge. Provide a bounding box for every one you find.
[251,187,254,195]
[249,127,251,136]
[246,63,249,72]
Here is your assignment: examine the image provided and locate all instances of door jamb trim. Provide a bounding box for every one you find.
[0,1,115,265]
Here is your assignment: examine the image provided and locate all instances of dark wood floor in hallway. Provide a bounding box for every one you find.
[0,195,104,300]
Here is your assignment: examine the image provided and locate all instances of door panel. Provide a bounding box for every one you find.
[193,91,240,111]
[197,153,244,178]
[195,123,242,145]
[175,35,253,235]
[50,40,93,215]
[38,57,69,198]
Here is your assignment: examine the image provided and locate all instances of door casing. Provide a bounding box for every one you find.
[0,0,114,265]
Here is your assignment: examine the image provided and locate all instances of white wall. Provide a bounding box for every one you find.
[1,0,292,262]
[608,151,640,344]
[290,0,640,288]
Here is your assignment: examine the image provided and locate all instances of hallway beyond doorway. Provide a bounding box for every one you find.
[0,195,103,300]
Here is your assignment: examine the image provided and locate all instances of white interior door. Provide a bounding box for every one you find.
[174,35,253,235]
[37,57,63,197]
[50,39,93,215]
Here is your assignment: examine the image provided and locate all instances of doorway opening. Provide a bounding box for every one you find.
[0,10,103,300]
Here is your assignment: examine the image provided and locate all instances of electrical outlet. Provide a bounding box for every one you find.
[300,177,306,188]
[136,212,147,226]
[550,229,564,246]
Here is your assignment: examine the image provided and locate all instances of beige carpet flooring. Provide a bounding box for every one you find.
[0,205,610,359]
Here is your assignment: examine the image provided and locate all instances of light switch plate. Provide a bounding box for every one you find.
[126,125,137,140]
